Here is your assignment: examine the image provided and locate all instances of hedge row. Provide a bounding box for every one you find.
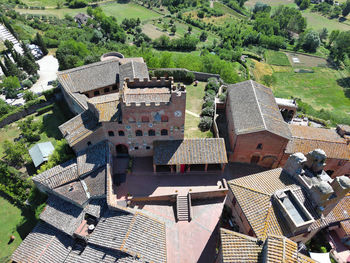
[0,98,45,123]
[150,69,195,84]
[36,104,54,115]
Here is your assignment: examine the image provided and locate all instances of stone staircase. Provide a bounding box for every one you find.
[176,194,190,222]
[0,24,23,55]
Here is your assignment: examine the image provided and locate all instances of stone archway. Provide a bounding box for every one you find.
[116,144,129,157]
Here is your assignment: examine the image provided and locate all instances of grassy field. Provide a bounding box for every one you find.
[185,82,213,138]
[0,195,41,262]
[213,2,248,20]
[265,50,291,66]
[16,2,161,21]
[245,0,295,7]
[302,9,350,32]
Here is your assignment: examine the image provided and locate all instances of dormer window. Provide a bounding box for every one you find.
[256,143,263,150]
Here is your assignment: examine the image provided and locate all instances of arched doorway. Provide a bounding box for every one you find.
[116,144,128,157]
[250,155,260,164]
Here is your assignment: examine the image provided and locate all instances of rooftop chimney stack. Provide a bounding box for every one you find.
[283,152,307,178]
[304,149,326,175]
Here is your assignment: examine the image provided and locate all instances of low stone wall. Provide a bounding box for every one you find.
[0,100,52,128]
[152,68,221,82]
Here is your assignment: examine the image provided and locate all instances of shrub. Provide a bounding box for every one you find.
[22,79,33,88]
[42,87,59,100]
[36,104,54,115]
[202,100,214,109]
[201,106,215,117]
[153,69,195,84]
[23,90,37,102]
[198,116,213,131]
[219,92,227,102]
[205,77,220,93]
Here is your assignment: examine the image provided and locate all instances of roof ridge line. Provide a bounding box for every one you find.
[119,212,138,253]
[251,80,267,131]
[292,136,348,145]
[262,204,273,239]
[230,182,270,196]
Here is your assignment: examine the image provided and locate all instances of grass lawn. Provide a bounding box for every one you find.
[272,67,350,116]
[302,9,350,32]
[0,195,40,262]
[184,82,213,138]
[213,2,248,20]
[245,0,295,7]
[101,2,162,22]
[265,50,291,66]
[21,0,60,7]
[15,7,87,19]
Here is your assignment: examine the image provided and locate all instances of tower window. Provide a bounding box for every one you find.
[108,131,114,137]
[87,141,92,146]
[161,129,168,136]
[136,130,143,136]
[256,143,263,150]
[148,129,155,136]
[118,130,125,136]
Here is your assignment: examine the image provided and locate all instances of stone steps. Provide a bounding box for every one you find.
[176,195,190,222]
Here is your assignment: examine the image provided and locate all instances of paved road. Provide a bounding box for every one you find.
[31,55,59,94]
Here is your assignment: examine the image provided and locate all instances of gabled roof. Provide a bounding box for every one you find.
[226,80,291,140]
[153,138,228,165]
[57,59,120,93]
[219,229,316,263]
[29,142,55,167]
[59,110,98,146]
[40,195,85,236]
[228,168,350,240]
[119,60,149,86]
[88,93,120,122]
[11,221,74,263]
[77,141,109,175]
[286,125,350,160]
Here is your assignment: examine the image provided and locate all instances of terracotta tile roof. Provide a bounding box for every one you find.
[77,141,109,175]
[153,138,228,165]
[220,228,262,262]
[123,87,171,104]
[265,235,316,263]
[33,159,78,189]
[226,80,291,140]
[88,93,120,122]
[39,195,85,236]
[340,219,350,236]
[88,210,167,263]
[59,110,98,146]
[119,61,149,86]
[11,221,74,263]
[57,59,121,93]
[54,179,89,206]
[219,229,315,263]
[227,168,350,240]
[286,125,350,160]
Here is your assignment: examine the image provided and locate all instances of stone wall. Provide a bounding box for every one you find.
[0,100,52,128]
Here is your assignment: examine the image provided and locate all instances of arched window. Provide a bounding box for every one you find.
[108,131,114,137]
[118,130,125,136]
[148,129,155,136]
[136,130,143,136]
[87,141,92,146]
[141,116,149,123]
[94,90,100,96]
[256,143,263,150]
[161,115,168,122]
[161,129,168,136]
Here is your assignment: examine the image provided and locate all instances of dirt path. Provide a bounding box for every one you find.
[210,0,214,8]
[186,110,200,118]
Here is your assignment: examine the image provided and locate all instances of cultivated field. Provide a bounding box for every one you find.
[285,52,328,67]
[302,9,350,32]
[245,0,294,7]
[265,50,291,66]
[16,2,161,21]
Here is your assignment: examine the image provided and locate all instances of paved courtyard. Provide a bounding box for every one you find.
[31,55,59,94]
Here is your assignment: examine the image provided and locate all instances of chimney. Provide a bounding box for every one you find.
[304,149,326,175]
[283,152,307,178]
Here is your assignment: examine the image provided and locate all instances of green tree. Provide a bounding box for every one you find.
[171,25,177,35]
[302,30,321,52]
[23,90,37,102]
[199,31,208,42]
[4,40,14,51]
[56,40,89,70]
[299,0,310,10]
[328,30,340,47]
[34,33,48,56]
[3,140,28,167]
[319,28,328,42]
[187,26,192,34]
[332,30,350,61]
[1,76,21,99]
[4,55,21,77]
[0,58,9,77]
[342,0,350,16]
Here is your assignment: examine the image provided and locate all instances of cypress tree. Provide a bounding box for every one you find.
[0,58,9,77]
[35,33,48,56]
[4,55,20,77]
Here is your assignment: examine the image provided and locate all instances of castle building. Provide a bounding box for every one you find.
[222,80,350,177]
[225,150,350,245]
